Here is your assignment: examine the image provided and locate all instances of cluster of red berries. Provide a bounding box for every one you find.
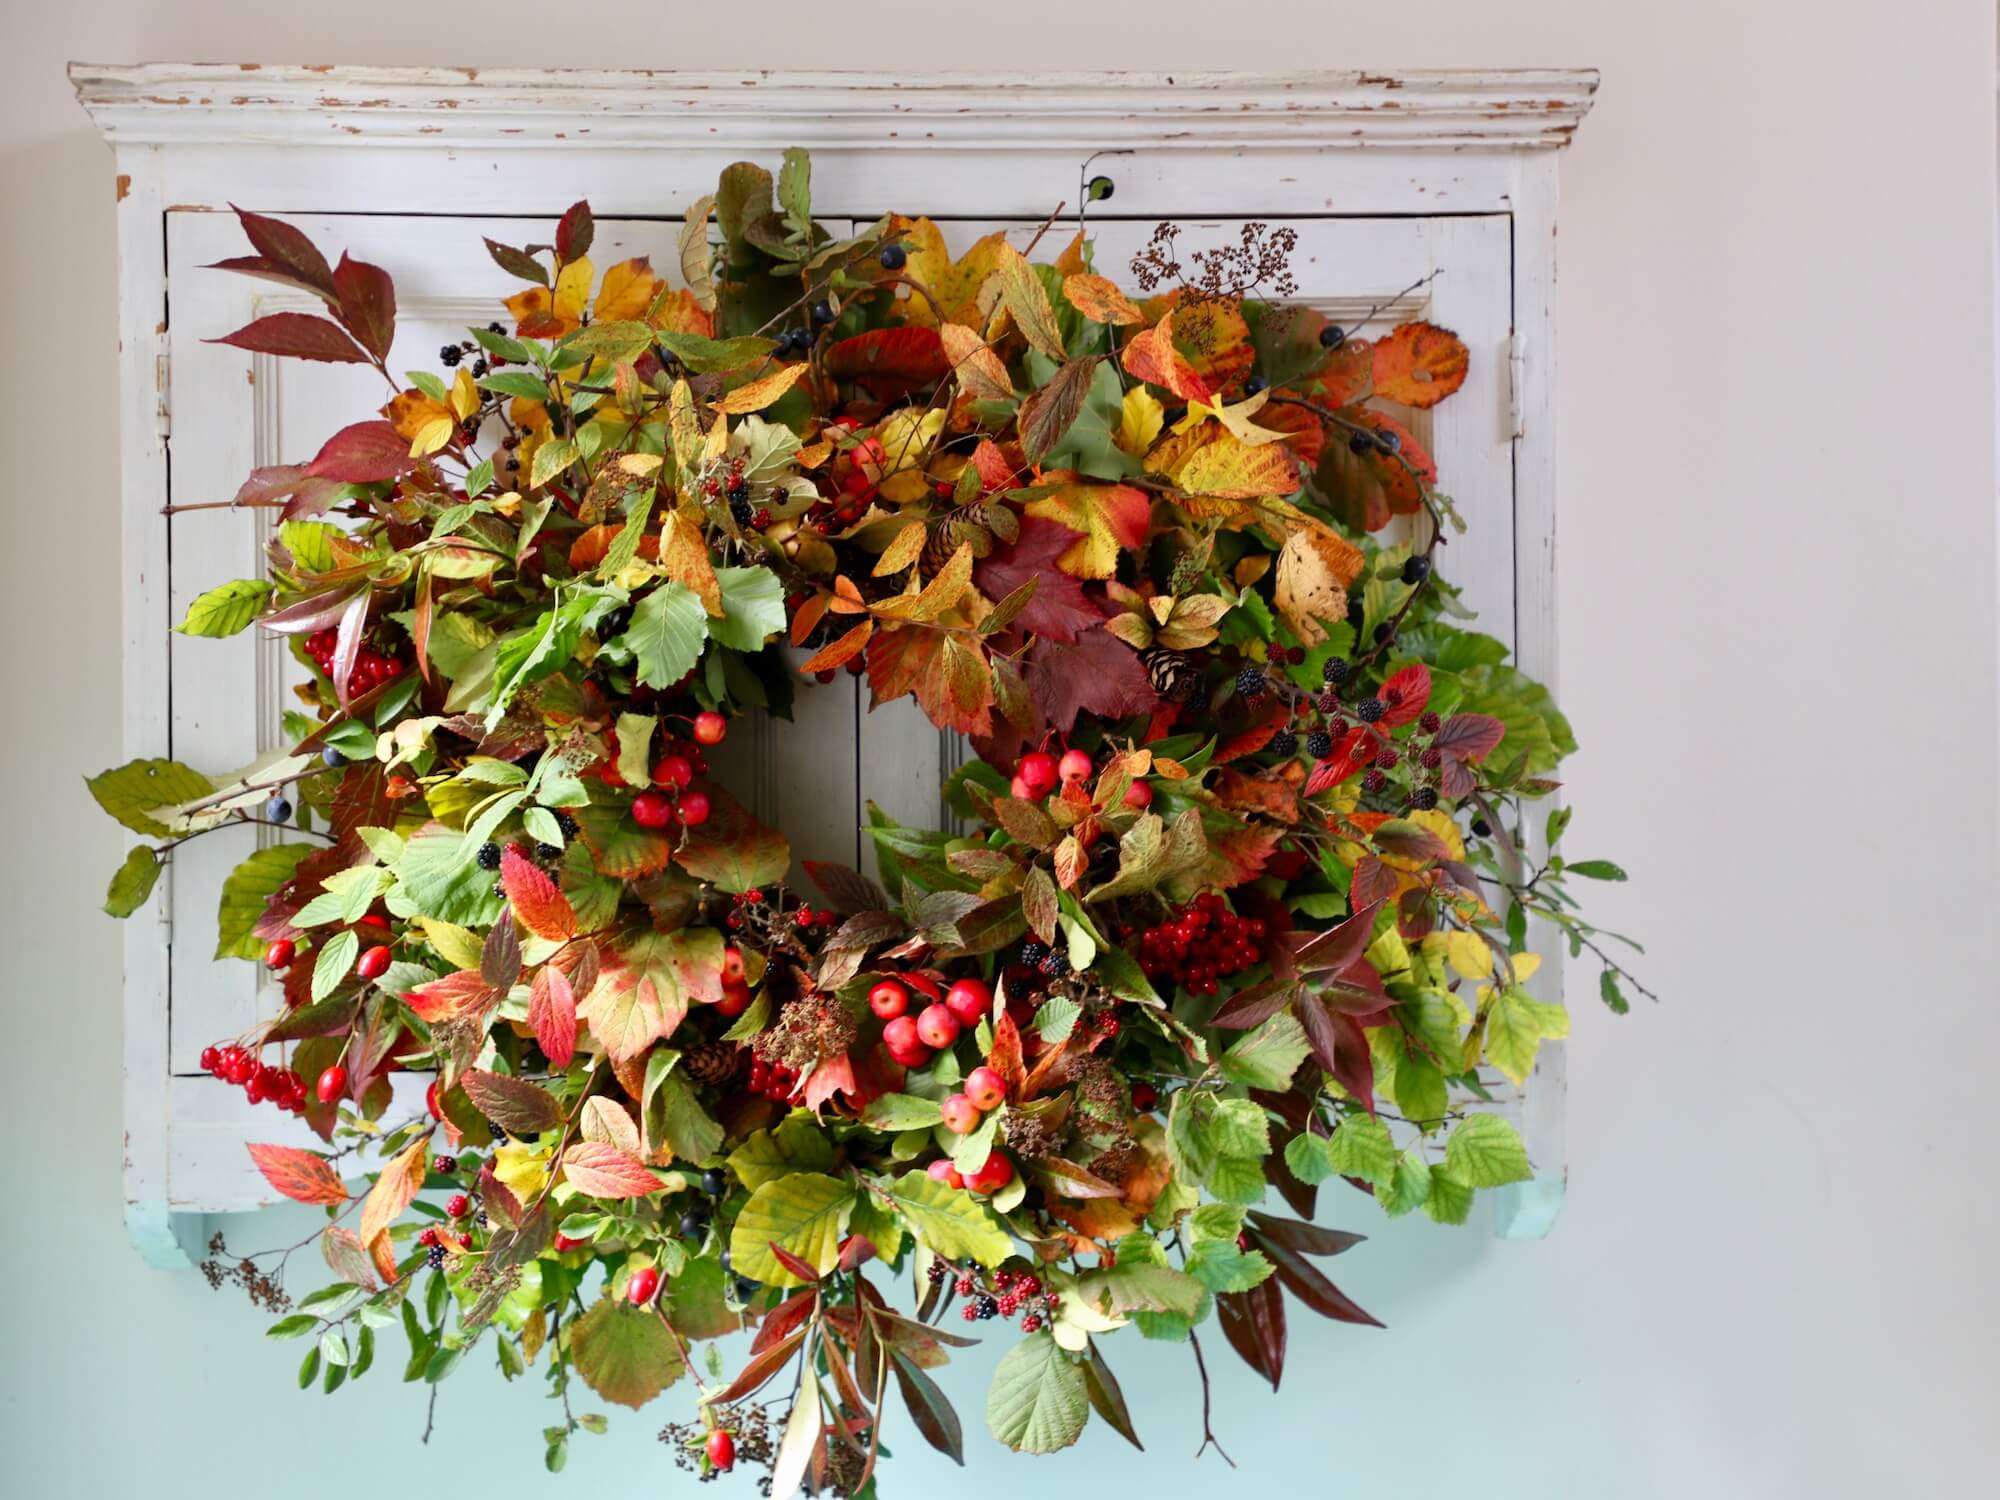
[746,1057,800,1103]
[871,975,989,1069]
[303,627,406,699]
[928,1260,1057,1332]
[1008,745,1151,810]
[1129,892,1268,995]
[416,1221,473,1270]
[200,1044,309,1113]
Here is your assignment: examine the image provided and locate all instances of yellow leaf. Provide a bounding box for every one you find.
[1189,388,1287,446]
[492,1140,551,1202]
[890,217,1010,329]
[714,363,807,415]
[1446,931,1493,982]
[382,388,451,443]
[1063,273,1142,326]
[658,510,723,617]
[906,541,976,622]
[1157,425,1305,500]
[678,196,717,312]
[1273,525,1367,646]
[994,242,1066,363]
[447,367,480,421]
[593,257,662,322]
[409,415,456,456]
[419,918,485,972]
[1021,483,1154,579]
[939,322,1014,402]
[874,407,945,475]
[554,257,593,325]
[873,520,929,577]
[1117,386,1164,457]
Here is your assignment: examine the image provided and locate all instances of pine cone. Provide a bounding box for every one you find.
[921,503,993,577]
[1141,646,1198,703]
[680,1040,746,1088]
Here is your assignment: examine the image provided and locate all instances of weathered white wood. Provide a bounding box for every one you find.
[71,66,1597,153]
[80,68,1592,1256]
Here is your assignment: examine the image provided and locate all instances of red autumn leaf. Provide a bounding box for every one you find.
[865,626,995,737]
[972,517,1102,644]
[245,1142,349,1206]
[1369,321,1469,409]
[767,1242,827,1285]
[988,1010,1026,1095]
[824,326,949,401]
[308,420,419,484]
[1021,481,1152,579]
[500,845,577,943]
[225,205,337,296]
[560,1141,661,1199]
[331,252,397,361]
[1121,312,1212,403]
[555,200,594,262]
[1025,624,1158,734]
[402,968,494,1024]
[1432,713,1506,763]
[359,1131,432,1244]
[1292,898,1385,976]
[1313,409,1434,534]
[368,1229,400,1285]
[1350,855,1400,910]
[801,1053,858,1113]
[1377,663,1432,727]
[1369,820,1454,866]
[1303,727,1381,795]
[208,312,371,365]
[1215,703,1292,764]
[1295,995,1377,1115]
[526,964,577,1068]
[798,619,873,675]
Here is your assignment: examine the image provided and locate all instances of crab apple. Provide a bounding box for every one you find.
[715,982,751,1018]
[631,790,675,829]
[916,1003,961,1050]
[692,711,728,746]
[1123,778,1154,809]
[315,1065,348,1104]
[939,1094,981,1135]
[967,1152,1015,1194]
[706,1429,736,1472]
[1008,773,1035,799]
[1016,750,1059,796]
[925,1158,966,1189]
[1058,748,1094,783]
[868,979,909,1020]
[426,1080,445,1120]
[626,1265,661,1306]
[676,790,712,827]
[964,1066,1007,1112]
[721,946,747,983]
[887,1043,931,1069]
[944,977,991,1027]
[882,1015,923,1056]
[264,938,296,970]
[356,944,392,980]
[654,753,694,789]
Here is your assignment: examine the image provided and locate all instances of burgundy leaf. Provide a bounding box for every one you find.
[555,201,594,263]
[973,517,1103,644]
[331,252,397,361]
[1208,976,1298,1031]
[752,1289,819,1355]
[803,860,890,915]
[767,1241,826,1285]
[208,312,369,364]
[1397,886,1435,940]
[890,1352,965,1465]
[484,237,550,286]
[203,255,337,302]
[1433,712,1507,763]
[1295,993,1376,1111]
[260,585,365,637]
[1025,623,1158,734]
[329,589,370,711]
[1436,757,1478,799]
[307,420,418,484]
[1267,1132,1320,1219]
[1291,899,1384,976]
[1246,1211,1366,1258]
[230,205,336,295]
[1259,1237,1384,1327]
[1216,1277,1287,1390]
[1350,855,1400,911]
[712,1326,808,1406]
[1083,1340,1144,1450]
[1370,822,1454,865]
[459,1069,562,1135]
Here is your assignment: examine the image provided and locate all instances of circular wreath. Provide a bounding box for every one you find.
[89,149,1648,1486]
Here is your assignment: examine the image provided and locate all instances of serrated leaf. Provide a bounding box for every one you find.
[728,1172,856,1287]
[1443,1113,1531,1188]
[985,1333,1089,1454]
[1325,1115,1397,1187]
[872,1171,1011,1266]
[86,758,214,839]
[560,1142,663,1199]
[570,1297,684,1409]
[177,578,271,637]
[311,929,360,1004]
[246,1143,348,1206]
[621,583,708,690]
[1219,1013,1310,1091]
[710,566,786,651]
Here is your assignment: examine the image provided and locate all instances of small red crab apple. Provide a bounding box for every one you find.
[966,1152,1015,1195]
[940,1093,981,1134]
[721,946,747,983]
[964,1066,1006,1111]
[692,711,728,746]
[1123,778,1153,809]
[631,790,675,829]
[944,976,991,1027]
[676,789,712,827]
[916,1003,961,1050]
[868,979,909,1020]
[626,1265,661,1305]
[706,1429,736,1472]
[653,753,694,789]
[1016,750,1059,796]
[1058,747,1093,783]
[926,1157,966,1189]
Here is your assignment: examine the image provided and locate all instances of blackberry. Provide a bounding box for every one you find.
[1419,711,1441,734]
[1412,787,1439,810]
[1019,939,1049,968]
[439,345,462,367]
[535,842,561,860]
[432,1155,457,1174]
[727,481,751,503]
[1235,665,1267,698]
[1322,657,1351,684]
[1361,768,1387,794]
[1357,698,1385,723]
[1471,817,1493,838]
[730,497,753,526]
[1305,729,1334,759]
[1374,747,1400,769]
[492,881,507,900]
[476,842,503,871]
[1268,730,1299,757]
[554,810,580,838]
[1317,691,1343,715]
[926,1259,948,1283]
[425,1244,447,1269]
[1420,747,1444,769]
[974,1294,1000,1320]
[879,243,908,271]
[1402,555,1431,585]
[1319,323,1347,349]
[1039,949,1070,978]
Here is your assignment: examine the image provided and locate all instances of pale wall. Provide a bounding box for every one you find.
[2,4,1994,1497]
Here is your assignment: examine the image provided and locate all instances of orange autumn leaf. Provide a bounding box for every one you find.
[403,968,494,1024]
[864,625,995,736]
[507,256,593,339]
[714,362,809,414]
[1122,312,1212,404]
[593,257,663,322]
[938,323,1015,402]
[499,845,577,943]
[887,216,1010,329]
[246,1143,349,1206]
[1063,274,1142,326]
[1370,321,1469,409]
[568,524,660,572]
[1172,298,1255,392]
[798,618,873,674]
[1274,524,1367,646]
[1021,482,1153,578]
[647,286,716,339]
[359,1130,432,1245]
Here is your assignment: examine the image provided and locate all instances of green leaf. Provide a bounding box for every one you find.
[1424,1168,1475,1225]
[569,1296,685,1409]
[215,843,317,959]
[986,1333,1089,1454]
[871,1171,1012,1266]
[1075,1263,1205,1319]
[1376,1150,1432,1217]
[86,758,214,839]
[279,521,340,573]
[709,566,786,652]
[621,584,708,690]
[1282,1132,1333,1185]
[860,1094,945,1131]
[103,845,162,917]
[776,146,812,241]
[1219,1013,1309,1091]
[177,578,272,637]
[1564,859,1627,881]
[653,330,777,375]
[727,1172,855,1286]
[265,1314,319,1340]
[726,1122,837,1190]
[563,320,653,363]
[1444,1113,1532,1188]
[1325,1114,1397,1187]
[644,1070,725,1166]
[529,437,580,489]
[1184,1240,1274,1295]
[311,929,360,1003]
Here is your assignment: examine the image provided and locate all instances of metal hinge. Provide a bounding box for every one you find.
[1507,331,1527,440]
[155,349,171,440]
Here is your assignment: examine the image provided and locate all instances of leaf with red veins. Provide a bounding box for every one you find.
[307,420,419,484]
[801,1053,858,1114]
[1025,624,1158,734]
[973,517,1102,644]
[403,968,495,1024]
[500,845,577,942]
[1376,664,1432,728]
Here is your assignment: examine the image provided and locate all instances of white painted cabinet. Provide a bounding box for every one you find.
[75,65,1595,1263]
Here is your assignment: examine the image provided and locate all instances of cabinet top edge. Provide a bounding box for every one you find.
[70,64,1599,152]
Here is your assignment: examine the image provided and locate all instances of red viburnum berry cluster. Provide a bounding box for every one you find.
[930,1260,1058,1331]
[746,1056,800,1103]
[303,628,406,698]
[1129,891,1269,995]
[199,1042,308,1114]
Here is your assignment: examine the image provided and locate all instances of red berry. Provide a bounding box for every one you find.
[264,938,296,970]
[1123,778,1153,809]
[925,1158,965,1189]
[706,1429,736,1472]
[199,1045,221,1073]
[631,790,675,829]
[692,711,728,746]
[654,754,694,789]
[868,979,909,1020]
[1130,1082,1158,1111]
[356,944,392,980]
[944,977,991,1027]
[882,1015,922,1055]
[916,1003,960,1050]
[722,946,747,982]
[356,913,390,932]
[967,1153,1015,1195]
[965,1066,1006,1112]
[715,982,751,1018]
[940,1094,981,1135]
[1058,748,1094,783]
[554,1233,587,1252]
[626,1265,661,1305]
[315,1065,348,1104]
[1016,751,1059,796]
[446,1194,471,1218]
[677,790,711,827]
[426,1080,445,1120]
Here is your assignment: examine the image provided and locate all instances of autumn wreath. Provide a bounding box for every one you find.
[89,151,1646,1488]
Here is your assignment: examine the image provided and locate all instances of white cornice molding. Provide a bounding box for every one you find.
[70,64,1598,152]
